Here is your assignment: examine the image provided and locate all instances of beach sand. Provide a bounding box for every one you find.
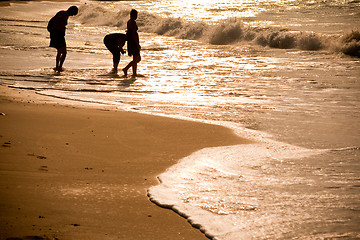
[0,85,250,240]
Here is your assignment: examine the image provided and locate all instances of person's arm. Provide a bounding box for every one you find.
[117,36,127,54]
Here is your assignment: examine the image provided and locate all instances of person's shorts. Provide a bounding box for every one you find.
[133,51,141,63]
[128,44,141,62]
[50,31,66,49]
[131,48,141,58]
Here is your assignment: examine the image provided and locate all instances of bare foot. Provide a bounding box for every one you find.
[122,68,127,77]
[110,68,118,74]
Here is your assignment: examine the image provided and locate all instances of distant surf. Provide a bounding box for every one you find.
[76,3,360,57]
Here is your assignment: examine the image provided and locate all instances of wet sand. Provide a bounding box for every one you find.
[0,85,249,240]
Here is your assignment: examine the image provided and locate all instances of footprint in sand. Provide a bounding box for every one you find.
[2,141,11,147]
[27,153,47,159]
[38,166,48,172]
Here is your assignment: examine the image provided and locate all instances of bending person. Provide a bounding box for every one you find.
[47,6,78,72]
[123,9,141,77]
[103,33,127,74]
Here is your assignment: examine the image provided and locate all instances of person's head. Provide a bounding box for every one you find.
[130,9,138,20]
[67,6,79,16]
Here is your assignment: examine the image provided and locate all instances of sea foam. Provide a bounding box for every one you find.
[147,121,326,239]
[76,4,360,57]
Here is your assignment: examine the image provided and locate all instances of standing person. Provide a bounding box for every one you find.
[47,6,78,72]
[122,9,141,77]
[103,33,127,74]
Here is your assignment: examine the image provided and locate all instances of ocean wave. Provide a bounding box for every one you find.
[76,4,360,57]
[340,31,360,57]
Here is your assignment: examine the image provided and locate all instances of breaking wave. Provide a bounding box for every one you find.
[76,4,360,57]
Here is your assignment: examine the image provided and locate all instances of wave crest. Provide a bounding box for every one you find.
[76,4,360,57]
[208,20,243,45]
[76,4,130,28]
[341,31,360,57]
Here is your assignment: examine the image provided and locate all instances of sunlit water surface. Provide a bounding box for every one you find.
[0,0,359,239]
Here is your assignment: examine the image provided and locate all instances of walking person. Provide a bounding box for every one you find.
[122,9,141,77]
[47,6,78,72]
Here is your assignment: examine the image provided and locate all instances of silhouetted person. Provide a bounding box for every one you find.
[122,9,141,77]
[47,6,78,72]
[103,33,127,74]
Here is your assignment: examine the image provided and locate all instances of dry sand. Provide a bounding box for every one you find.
[0,85,250,240]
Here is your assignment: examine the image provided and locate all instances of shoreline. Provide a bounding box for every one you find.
[0,85,250,240]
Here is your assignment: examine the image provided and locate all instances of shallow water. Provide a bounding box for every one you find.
[0,0,359,239]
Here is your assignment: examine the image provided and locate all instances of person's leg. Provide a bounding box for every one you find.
[132,62,137,76]
[112,50,120,73]
[57,47,66,72]
[132,55,141,76]
[55,49,61,71]
[122,61,133,77]
[123,52,141,77]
